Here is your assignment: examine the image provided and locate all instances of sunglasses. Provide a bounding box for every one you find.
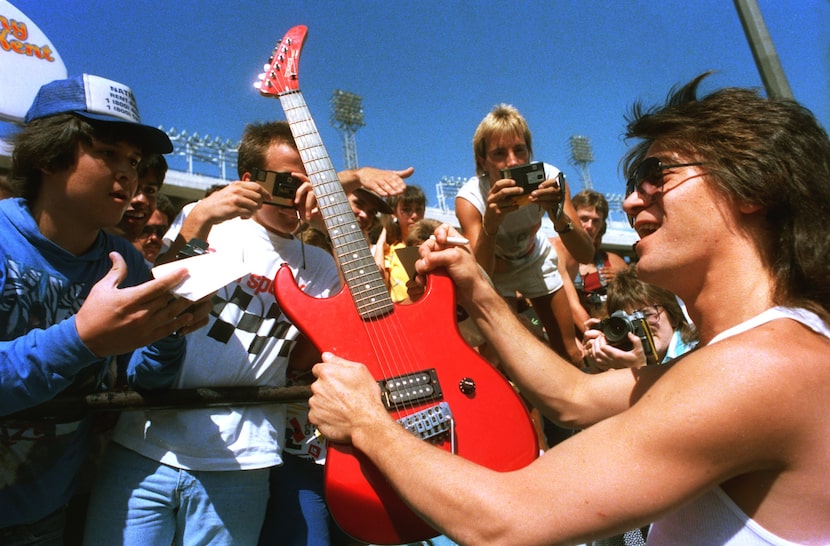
[625,157,703,226]
[140,225,168,238]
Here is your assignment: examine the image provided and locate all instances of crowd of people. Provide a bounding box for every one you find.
[1,67,828,546]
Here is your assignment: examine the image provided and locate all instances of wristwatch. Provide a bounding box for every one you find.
[555,220,574,234]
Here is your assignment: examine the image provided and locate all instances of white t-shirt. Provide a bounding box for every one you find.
[113,213,340,471]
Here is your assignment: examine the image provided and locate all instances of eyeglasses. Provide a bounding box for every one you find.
[636,305,663,327]
[140,225,168,238]
[625,157,703,226]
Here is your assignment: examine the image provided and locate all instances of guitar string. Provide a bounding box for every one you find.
[280,91,425,423]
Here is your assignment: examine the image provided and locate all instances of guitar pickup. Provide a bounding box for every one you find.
[397,402,454,444]
[378,369,442,410]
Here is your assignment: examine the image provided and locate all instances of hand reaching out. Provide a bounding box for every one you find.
[75,252,212,357]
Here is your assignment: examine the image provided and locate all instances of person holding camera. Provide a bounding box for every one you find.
[582,265,699,546]
[455,103,593,364]
[553,189,629,330]
[306,73,830,545]
[583,265,697,372]
[83,121,409,545]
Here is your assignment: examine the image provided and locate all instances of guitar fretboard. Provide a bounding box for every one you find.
[279,90,394,320]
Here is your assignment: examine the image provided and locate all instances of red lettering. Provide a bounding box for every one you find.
[0,16,28,40]
[256,276,272,294]
[244,273,280,295]
[288,417,306,443]
[246,274,260,290]
[0,16,56,62]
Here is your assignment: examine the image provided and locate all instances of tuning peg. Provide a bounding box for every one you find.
[263,64,270,71]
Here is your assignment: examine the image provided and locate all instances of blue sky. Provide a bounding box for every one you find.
[7,1,829,210]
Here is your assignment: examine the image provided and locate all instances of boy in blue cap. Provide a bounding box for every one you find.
[0,74,210,544]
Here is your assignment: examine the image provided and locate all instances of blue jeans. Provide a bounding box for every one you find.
[258,454,334,546]
[83,443,270,546]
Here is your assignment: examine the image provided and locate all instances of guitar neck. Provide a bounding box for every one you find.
[278,90,393,320]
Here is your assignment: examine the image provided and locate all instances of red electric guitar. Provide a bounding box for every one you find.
[257,25,539,545]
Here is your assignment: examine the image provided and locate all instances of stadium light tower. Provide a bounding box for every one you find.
[330,89,365,170]
[568,135,594,190]
[162,126,238,180]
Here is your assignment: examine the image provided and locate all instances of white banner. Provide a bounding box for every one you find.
[0,0,67,123]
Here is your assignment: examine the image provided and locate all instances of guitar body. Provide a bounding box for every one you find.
[258,25,538,544]
[275,266,538,544]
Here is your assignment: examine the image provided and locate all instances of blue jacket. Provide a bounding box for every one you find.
[0,198,186,526]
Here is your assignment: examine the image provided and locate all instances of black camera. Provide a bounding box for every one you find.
[176,238,209,260]
[501,161,546,192]
[251,168,302,207]
[501,161,546,206]
[593,310,659,365]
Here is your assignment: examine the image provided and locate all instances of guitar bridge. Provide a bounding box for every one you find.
[378,369,442,410]
[397,402,454,445]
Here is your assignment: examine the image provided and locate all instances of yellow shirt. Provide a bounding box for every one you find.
[384,242,410,303]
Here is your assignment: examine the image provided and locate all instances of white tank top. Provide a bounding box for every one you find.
[647,306,830,546]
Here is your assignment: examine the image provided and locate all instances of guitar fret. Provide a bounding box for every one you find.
[278,91,394,319]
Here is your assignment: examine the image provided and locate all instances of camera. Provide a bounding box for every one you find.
[501,161,546,206]
[501,161,546,192]
[251,168,302,207]
[593,310,659,365]
[176,238,209,260]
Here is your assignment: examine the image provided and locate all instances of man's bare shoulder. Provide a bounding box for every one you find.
[642,316,829,446]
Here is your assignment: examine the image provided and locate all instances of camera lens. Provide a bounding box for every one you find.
[602,316,633,345]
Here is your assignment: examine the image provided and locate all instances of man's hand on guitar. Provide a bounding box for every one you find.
[308,353,389,444]
[414,224,488,309]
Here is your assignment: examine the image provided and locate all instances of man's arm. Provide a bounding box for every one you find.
[337,166,413,197]
[1,253,210,414]
[156,181,268,264]
[309,320,815,544]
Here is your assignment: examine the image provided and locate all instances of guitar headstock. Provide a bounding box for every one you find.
[256,25,308,97]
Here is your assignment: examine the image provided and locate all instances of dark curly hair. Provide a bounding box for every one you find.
[622,72,830,317]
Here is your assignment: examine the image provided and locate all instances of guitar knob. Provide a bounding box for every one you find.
[458,377,476,396]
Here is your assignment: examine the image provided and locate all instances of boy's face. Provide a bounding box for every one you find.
[576,206,604,243]
[118,172,161,240]
[61,137,142,230]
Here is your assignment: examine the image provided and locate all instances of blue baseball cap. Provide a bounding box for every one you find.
[24,74,173,154]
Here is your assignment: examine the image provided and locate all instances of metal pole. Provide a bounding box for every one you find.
[3,385,312,423]
[733,0,794,99]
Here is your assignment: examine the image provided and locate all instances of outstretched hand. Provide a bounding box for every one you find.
[355,166,414,197]
[75,252,212,357]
